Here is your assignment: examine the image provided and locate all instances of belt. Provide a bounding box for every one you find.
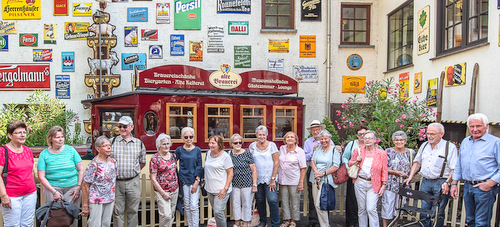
[358,176,371,181]
[117,176,138,181]
[465,180,487,185]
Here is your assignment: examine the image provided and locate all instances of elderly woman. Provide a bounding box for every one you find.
[342,124,368,227]
[249,125,280,227]
[150,133,179,227]
[175,127,203,227]
[348,130,388,227]
[205,135,233,227]
[381,131,415,227]
[79,136,117,226]
[229,133,257,227]
[38,126,83,227]
[0,121,37,227]
[279,131,306,227]
[310,130,341,227]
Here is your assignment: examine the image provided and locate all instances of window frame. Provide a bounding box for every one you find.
[272,106,297,141]
[165,103,197,143]
[240,105,266,142]
[436,0,489,55]
[205,104,233,142]
[387,0,414,71]
[340,4,371,45]
[261,0,295,29]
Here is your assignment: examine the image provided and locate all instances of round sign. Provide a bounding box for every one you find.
[347,54,363,71]
[0,36,6,48]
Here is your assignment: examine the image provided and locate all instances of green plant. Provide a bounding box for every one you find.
[335,78,434,149]
[0,90,85,146]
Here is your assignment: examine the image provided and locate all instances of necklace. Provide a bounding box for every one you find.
[7,143,23,153]
[211,150,223,158]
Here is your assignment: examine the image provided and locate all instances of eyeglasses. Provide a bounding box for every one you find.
[426,133,438,136]
[13,131,27,135]
[364,137,375,141]
[118,125,129,129]
[393,139,405,142]
[233,141,242,145]
[183,136,194,139]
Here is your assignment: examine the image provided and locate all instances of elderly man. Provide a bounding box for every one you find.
[451,113,500,227]
[303,120,325,226]
[405,123,458,227]
[111,116,146,227]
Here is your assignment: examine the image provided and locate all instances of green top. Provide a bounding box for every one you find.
[38,145,82,187]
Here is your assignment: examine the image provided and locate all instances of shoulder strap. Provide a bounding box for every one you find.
[2,146,8,185]
[440,141,450,178]
[111,136,117,145]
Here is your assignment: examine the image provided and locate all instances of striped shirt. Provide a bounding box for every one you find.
[37,145,82,187]
[111,135,146,180]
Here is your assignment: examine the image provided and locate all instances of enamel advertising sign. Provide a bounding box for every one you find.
[128,7,148,22]
[0,35,8,51]
[174,0,201,30]
[33,49,53,62]
[54,0,69,15]
[0,63,50,90]
[2,0,41,19]
[157,3,170,24]
[0,21,16,34]
[73,3,92,16]
[19,33,38,46]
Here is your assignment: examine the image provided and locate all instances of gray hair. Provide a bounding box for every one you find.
[363,130,377,139]
[318,130,332,138]
[467,113,489,126]
[181,127,195,137]
[428,123,445,134]
[95,136,111,148]
[156,133,172,150]
[230,133,243,144]
[255,125,268,135]
[392,131,407,141]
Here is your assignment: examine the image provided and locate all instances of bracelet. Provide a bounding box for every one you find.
[52,191,58,195]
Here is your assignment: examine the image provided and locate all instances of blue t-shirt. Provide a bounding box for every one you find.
[175,146,203,185]
[37,145,82,187]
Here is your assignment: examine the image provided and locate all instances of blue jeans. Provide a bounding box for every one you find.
[420,178,450,227]
[463,182,499,227]
[255,183,280,227]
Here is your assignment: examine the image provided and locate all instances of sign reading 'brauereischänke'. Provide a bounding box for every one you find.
[0,64,50,90]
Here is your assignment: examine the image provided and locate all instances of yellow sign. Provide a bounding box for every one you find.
[299,35,316,57]
[209,64,242,90]
[2,0,41,19]
[72,3,92,17]
[444,62,466,87]
[268,38,289,53]
[414,72,422,93]
[64,22,90,40]
[0,21,17,34]
[342,76,366,93]
[44,24,56,44]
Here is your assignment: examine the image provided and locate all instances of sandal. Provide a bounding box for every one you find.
[280,220,290,227]
[288,222,296,227]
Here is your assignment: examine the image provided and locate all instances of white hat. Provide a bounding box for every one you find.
[307,120,326,130]
[118,116,134,125]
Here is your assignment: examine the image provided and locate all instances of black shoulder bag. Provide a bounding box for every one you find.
[2,146,8,185]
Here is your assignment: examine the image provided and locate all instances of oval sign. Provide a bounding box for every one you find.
[209,71,242,90]
[20,34,37,46]
[188,13,197,19]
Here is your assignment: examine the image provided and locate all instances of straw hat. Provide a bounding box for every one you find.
[306,120,326,130]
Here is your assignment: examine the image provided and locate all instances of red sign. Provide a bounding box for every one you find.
[19,33,37,46]
[138,64,298,94]
[54,0,68,15]
[0,64,50,90]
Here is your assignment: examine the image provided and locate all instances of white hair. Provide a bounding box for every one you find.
[230,133,243,144]
[181,127,195,137]
[428,123,445,134]
[467,113,489,126]
[255,125,268,135]
[155,133,172,150]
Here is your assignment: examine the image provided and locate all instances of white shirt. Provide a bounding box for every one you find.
[205,151,233,194]
[414,139,458,179]
[249,141,279,184]
[359,157,373,178]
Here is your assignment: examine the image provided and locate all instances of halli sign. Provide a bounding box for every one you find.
[0,63,51,90]
[228,21,248,35]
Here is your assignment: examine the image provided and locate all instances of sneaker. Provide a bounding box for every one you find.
[257,222,268,227]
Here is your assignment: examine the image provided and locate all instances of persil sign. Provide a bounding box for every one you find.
[0,64,50,90]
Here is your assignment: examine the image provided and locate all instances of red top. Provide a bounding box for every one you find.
[348,146,388,193]
[0,145,37,197]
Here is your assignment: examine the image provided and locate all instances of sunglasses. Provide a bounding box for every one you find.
[118,125,129,129]
[183,136,194,139]
[357,132,365,137]
[233,141,243,145]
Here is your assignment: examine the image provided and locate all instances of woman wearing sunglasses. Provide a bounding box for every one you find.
[229,133,257,227]
[175,127,203,227]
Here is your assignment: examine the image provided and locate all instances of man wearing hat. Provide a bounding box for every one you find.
[304,120,329,227]
[111,116,146,227]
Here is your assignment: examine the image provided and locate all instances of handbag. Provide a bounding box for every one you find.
[200,179,207,196]
[249,200,260,227]
[333,149,349,184]
[319,178,336,211]
[46,201,74,227]
[348,148,361,178]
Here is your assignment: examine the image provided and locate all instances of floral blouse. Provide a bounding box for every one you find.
[150,152,179,192]
[83,157,117,204]
[386,148,415,193]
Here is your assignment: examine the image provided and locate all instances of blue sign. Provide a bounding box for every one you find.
[170,34,184,56]
[122,53,147,70]
[127,7,148,22]
[55,75,70,99]
[62,52,75,72]
[0,35,8,52]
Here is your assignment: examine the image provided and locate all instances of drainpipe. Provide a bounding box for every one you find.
[325,0,332,116]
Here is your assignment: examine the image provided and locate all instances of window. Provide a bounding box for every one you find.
[272,106,297,141]
[262,0,294,29]
[99,109,134,138]
[205,104,233,141]
[341,5,370,45]
[166,104,197,142]
[438,0,488,54]
[240,105,266,140]
[387,1,413,70]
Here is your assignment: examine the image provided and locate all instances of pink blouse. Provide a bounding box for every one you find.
[348,146,388,193]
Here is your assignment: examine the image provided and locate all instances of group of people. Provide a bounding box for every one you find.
[0,112,499,227]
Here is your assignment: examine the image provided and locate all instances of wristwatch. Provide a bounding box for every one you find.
[271,176,276,180]
[195,178,201,182]
[252,184,258,187]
